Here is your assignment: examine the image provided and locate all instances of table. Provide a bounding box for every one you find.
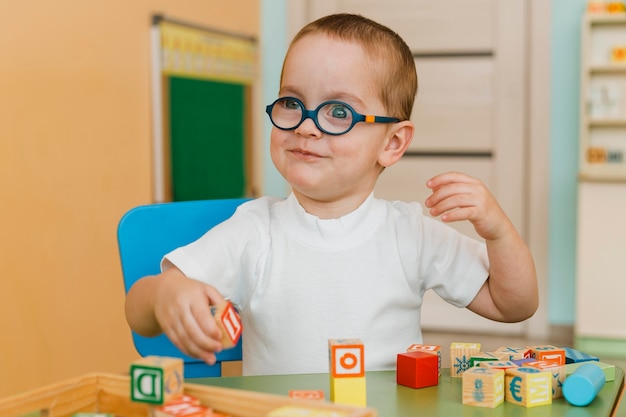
[191,366,625,417]
[615,386,626,417]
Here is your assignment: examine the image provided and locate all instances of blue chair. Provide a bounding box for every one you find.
[117,198,249,377]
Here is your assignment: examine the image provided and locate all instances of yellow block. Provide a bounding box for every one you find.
[462,367,505,408]
[329,376,366,407]
[527,361,566,399]
[493,346,531,361]
[450,342,481,377]
[505,367,552,407]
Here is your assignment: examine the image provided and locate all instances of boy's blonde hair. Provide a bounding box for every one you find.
[284,13,418,121]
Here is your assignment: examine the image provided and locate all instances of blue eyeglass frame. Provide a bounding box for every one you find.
[265,96,401,136]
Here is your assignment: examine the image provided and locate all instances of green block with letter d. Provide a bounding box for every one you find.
[130,356,184,404]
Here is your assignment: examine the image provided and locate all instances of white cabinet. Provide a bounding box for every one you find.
[575,183,626,351]
[579,14,626,181]
[575,13,626,358]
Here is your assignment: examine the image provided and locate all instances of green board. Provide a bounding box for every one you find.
[169,76,246,201]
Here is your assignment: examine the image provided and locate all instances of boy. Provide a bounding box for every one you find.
[125,14,538,375]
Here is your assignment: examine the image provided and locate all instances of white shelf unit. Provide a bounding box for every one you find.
[575,13,626,359]
[579,14,626,181]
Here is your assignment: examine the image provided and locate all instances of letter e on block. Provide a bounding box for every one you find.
[328,339,364,378]
[505,366,552,407]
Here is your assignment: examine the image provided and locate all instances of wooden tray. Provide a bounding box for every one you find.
[0,373,377,417]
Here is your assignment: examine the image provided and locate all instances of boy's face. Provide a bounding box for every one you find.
[270,33,397,207]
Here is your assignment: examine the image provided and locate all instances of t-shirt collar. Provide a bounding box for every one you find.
[280,192,384,248]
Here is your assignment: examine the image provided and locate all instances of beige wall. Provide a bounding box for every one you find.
[0,1,259,398]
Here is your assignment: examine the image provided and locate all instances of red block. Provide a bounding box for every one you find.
[396,351,439,389]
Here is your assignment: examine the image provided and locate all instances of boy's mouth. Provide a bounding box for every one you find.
[290,148,323,158]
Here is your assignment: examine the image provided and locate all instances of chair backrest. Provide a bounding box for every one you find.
[117,198,249,377]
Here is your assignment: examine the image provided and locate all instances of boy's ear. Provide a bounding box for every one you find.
[379,120,414,168]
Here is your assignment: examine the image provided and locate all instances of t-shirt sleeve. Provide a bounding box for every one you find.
[418,214,489,308]
[161,198,269,306]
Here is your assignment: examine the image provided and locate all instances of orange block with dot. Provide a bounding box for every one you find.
[328,339,365,378]
[396,351,438,389]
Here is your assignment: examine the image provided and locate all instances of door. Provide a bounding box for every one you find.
[289,0,528,335]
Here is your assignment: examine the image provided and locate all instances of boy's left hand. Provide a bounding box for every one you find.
[425,171,538,323]
[424,171,508,241]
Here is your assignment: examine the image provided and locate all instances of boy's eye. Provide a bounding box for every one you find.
[328,104,349,119]
[281,98,301,110]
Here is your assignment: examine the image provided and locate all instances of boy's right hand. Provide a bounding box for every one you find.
[151,267,227,365]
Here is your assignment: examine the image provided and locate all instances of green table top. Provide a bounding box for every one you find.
[191,366,625,417]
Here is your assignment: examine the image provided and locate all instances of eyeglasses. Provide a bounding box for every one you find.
[265,97,400,136]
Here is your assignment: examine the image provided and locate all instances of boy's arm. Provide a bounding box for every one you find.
[466,218,538,322]
[124,266,227,364]
[425,172,538,323]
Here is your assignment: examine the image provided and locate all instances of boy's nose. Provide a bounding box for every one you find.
[295,117,323,139]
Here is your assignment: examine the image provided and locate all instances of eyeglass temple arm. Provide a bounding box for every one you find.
[358,115,400,123]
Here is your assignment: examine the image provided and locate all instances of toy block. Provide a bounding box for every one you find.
[526,361,565,398]
[566,361,615,381]
[329,376,367,407]
[130,356,184,405]
[328,339,366,406]
[469,352,499,367]
[267,406,351,416]
[527,345,565,365]
[153,395,212,417]
[563,362,606,407]
[562,347,599,364]
[512,358,536,367]
[493,346,531,361]
[396,351,438,389]
[504,367,552,407]
[289,390,325,400]
[480,360,518,371]
[450,342,481,377]
[406,344,441,376]
[210,301,242,348]
[71,414,114,417]
[328,339,365,378]
[462,367,505,408]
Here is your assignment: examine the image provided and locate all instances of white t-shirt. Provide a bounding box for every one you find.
[163,193,488,375]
